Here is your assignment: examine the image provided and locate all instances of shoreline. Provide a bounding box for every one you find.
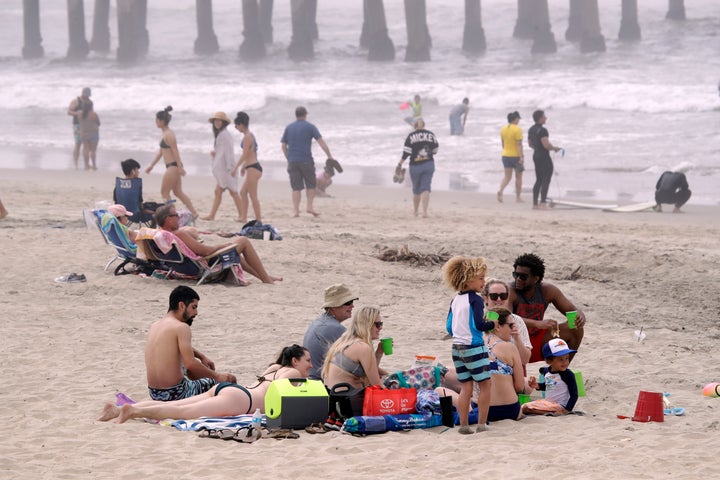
[1,144,718,207]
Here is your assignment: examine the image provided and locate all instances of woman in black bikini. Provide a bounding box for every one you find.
[145,106,199,218]
[99,345,311,423]
[232,111,263,223]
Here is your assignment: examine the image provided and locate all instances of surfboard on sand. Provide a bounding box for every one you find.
[547,198,619,210]
[603,201,657,213]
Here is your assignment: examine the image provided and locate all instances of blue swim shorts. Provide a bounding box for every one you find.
[409,160,435,195]
[501,156,524,172]
[451,343,490,383]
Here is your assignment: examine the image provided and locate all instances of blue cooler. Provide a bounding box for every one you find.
[265,378,329,429]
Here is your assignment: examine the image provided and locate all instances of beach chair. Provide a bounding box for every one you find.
[114,177,155,227]
[136,229,246,285]
[93,210,156,275]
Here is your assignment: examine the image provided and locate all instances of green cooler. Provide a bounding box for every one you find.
[265,378,329,429]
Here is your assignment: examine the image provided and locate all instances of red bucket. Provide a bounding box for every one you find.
[632,391,664,423]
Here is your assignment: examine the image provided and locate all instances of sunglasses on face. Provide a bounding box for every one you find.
[374,321,383,328]
[342,300,354,307]
[487,292,508,301]
[167,213,179,217]
[512,271,529,281]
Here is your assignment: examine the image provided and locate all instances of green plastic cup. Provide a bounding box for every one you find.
[574,370,586,397]
[380,337,393,355]
[566,311,577,329]
[518,394,531,405]
[486,311,499,321]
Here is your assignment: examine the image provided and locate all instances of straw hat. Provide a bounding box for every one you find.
[322,283,358,308]
[208,112,232,124]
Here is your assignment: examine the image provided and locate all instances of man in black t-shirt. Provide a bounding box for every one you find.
[528,110,561,209]
[398,118,439,217]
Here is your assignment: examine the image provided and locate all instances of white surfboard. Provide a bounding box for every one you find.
[603,201,657,213]
[548,198,619,210]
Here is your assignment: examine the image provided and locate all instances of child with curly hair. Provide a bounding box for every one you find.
[442,256,497,434]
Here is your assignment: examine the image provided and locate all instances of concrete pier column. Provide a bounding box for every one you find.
[462,0,486,56]
[513,0,534,39]
[530,0,556,54]
[259,0,273,44]
[364,0,395,61]
[240,0,266,60]
[666,0,686,21]
[288,0,314,61]
[618,0,641,42]
[67,0,90,59]
[89,0,111,53]
[194,0,219,55]
[579,0,605,53]
[404,0,431,62]
[22,0,44,58]
[136,0,149,55]
[307,0,318,41]
[117,0,144,62]
[565,0,582,42]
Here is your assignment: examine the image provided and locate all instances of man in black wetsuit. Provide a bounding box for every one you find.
[654,171,691,213]
[528,110,562,210]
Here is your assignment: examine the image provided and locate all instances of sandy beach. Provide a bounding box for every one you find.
[1,159,719,480]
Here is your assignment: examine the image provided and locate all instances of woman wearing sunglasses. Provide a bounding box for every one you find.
[482,279,532,367]
[322,306,388,390]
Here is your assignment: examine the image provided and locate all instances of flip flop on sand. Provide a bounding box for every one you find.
[198,428,236,440]
[266,428,299,440]
[304,423,328,434]
[232,426,262,443]
[54,273,87,283]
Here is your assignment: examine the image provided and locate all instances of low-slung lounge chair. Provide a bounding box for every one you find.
[91,210,158,275]
[135,229,247,286]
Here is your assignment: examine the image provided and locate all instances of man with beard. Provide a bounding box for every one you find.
[145,286,236,401]
[508,253,586,363]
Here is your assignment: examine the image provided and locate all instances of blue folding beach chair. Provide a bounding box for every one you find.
[139,233,245,285]
[92,210,157,275]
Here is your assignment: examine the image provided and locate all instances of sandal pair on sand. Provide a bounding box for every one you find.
[198,425,262,443]
[266,428,299,439]
[304,423,329,434]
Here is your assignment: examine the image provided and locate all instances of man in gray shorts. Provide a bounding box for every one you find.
[281,106,335,217]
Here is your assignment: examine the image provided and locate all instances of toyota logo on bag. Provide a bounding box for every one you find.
[380,399,395,409]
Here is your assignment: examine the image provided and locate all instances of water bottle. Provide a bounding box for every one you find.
[251,408,263,429]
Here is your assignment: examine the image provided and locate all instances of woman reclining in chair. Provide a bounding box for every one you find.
[99,344,311,423]
[154,204,282,284]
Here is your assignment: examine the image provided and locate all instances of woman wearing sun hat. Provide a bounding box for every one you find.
[201,111,244,221]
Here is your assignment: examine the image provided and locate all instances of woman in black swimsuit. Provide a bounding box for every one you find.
[99,345,312,423]
[145,106,199,218]
[232,112,263,223]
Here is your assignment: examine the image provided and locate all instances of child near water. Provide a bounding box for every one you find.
[442,256,497,434]
[522,338,579,415]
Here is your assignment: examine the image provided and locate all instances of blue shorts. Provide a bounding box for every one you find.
[451,343,490,383]
[73,124,81,145]
[502,156,524,172]
[287,162,317,191]
[148,377,217,401]
[409,160,435,195]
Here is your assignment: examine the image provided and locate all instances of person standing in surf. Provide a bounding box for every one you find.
[528,110,562,210]
[497,111,524,203]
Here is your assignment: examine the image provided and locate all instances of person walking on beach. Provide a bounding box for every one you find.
[67,87,92,169]
[145,286,237,401]
[0,198,7,219]
[76,100,100,170]
[201,112,243,221]
[232,111,263,224]
[303,283,358,380]
[145,106,199,219]
[654,170,691,213]
[398,118,439,218]
[449,98,470,135]
[281,106,335,218]
[528,110,562,210]
[442,256,496,434]
[497,111,524,203]
[508,253,585,364]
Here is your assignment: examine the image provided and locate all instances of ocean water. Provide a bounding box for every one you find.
[0,0,718,204]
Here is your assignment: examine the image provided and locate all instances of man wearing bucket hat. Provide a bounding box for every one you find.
[202,112,244,221]
[522,338,579,416]
[303,284,358,380]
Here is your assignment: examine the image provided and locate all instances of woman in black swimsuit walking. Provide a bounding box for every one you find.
[145,106,199,218]
[98,345,311,423]
[232,111,263,224]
